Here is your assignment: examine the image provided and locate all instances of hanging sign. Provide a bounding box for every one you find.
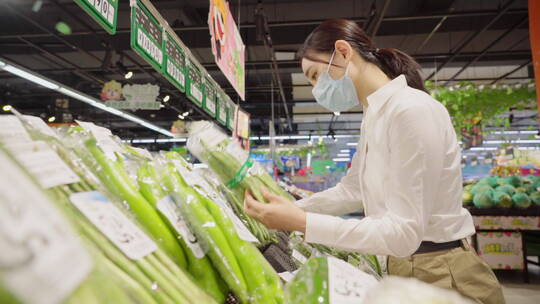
[186,58,204,106]
[74,0,118,34]
[208,0,245,100]
[203,78,217,117]
[100,80,161,110]
[216,92,228,125]
[130,0,164,72]
[163,30,187,92]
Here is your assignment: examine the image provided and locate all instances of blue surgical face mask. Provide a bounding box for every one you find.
[312,51,359,112]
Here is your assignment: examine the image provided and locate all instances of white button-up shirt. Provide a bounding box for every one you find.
[297,75,475,257]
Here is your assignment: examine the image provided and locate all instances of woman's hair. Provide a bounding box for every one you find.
[299,19,427,92]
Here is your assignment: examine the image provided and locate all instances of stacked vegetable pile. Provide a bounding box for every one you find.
[463,175,540,209]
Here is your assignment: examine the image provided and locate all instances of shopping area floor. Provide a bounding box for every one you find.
[498,258,540,304]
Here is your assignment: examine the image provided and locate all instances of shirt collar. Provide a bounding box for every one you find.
[365,75,407,114]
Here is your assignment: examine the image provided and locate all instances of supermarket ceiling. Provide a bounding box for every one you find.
[0,0,535,139]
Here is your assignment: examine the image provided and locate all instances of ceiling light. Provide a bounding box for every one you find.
[124,71,133,79]
[340,149,350,153]
[163,95,170,102]
[334,112,340,116]
[178,114,184,120]
[2,105,12,112]
[48,116,56,122]
[2,65,60,90]
[182,111,189,117]
[337,153,349,157]
[346,142,358,146]
[332,158,350,162]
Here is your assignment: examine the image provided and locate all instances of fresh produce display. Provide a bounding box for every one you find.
[463,175,540,209]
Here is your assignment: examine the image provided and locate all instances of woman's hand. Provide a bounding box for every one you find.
[244,188,307,233]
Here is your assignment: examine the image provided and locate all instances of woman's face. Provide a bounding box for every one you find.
[301,52,349,87]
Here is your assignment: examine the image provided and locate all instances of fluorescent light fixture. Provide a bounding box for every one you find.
[347,142,358,146]
[182,111,189,117]
[333,112,340,116]
[178,114,184,120]
[124,71,133,79]
[47,116,56,122]
[289,135,310,140]
[3,65,60,90]
[340,149,350,153]
[155,138,187,143]
[131,139,156,143]
[193,163,208,169]
[0,59,5,67]
[2,105,12,111]
[332,157,351,162]
[163,95,170,102]
[337,153,349,157]
[484,139,540,144]
[489,130,537,135]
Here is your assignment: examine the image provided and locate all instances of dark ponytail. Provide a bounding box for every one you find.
[299,19,426,92]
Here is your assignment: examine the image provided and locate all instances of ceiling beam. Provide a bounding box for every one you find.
[490,60,532,84]
[367,0,392,38]
[426,0,515,80]
[444,17,529,85]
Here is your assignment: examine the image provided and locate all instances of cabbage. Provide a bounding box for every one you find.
[471,184,492,195]
[473,189,494,209]
[462,191,473,205]
[530,192,540,206]
[506,176,522,188]
[512,193,532,209]
[495,184,515,196]
[493,191,512,208]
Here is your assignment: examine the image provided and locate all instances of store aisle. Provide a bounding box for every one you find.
[499,262,540,304]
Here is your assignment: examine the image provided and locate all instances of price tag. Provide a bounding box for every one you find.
[157,195,205,258]
[70,191,157,260]
[0,115,32,144]
[5,141,81,189]
[292,249,308,264]
[0,151,92,304]
[76,120,124,160]
[327,257,378,304]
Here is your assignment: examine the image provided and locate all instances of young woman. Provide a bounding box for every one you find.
[244,19,504,303]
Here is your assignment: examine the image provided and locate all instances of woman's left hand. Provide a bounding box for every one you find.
[244,188,307,233]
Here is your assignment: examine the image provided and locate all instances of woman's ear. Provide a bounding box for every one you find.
[334,40,353,62]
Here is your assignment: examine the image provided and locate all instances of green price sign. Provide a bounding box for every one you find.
[74,0,118,34]
[186,58,203,106]
[203,78,217,117]
[163,31,186,92]
[216,92,227,125]
[130,0,164,72]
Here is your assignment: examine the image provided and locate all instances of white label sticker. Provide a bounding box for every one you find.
[22,115,59,138]
[5,141,81,188]
[292,249,308,264]
[327,257,378,304]
[76,120,124,160]
[0,152,92,304]
[70,191,157,260]
[156,195,205,258]
[0,115,32,144]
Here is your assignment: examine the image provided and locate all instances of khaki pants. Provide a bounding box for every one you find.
[388,240,505,304]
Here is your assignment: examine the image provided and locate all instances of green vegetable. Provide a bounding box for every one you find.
[83,138,187,269]
[512,192,532,209]
[530,192,540,206]
[506,176,522,188]
[138,162,227,303]
[471,184,492,195]
[473,189,494,208]
[493,191,512,208]
[463,184,474,192]
[285,257,329,304]
[496,184,516,196]
[515,187,528,193]
[164,166,249,303]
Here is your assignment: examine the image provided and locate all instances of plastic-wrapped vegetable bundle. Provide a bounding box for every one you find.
[161,159,284,304]
[6,114,216,304]
[136,160,228,303]
[187,121,294,205]
[285,256,378,304]
[0,146,143,304]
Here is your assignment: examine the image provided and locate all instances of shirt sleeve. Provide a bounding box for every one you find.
[295,151,363,216]
[304,104,444,257]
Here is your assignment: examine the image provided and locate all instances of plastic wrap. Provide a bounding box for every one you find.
[161,156,284,304]
[6,115,216,304]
